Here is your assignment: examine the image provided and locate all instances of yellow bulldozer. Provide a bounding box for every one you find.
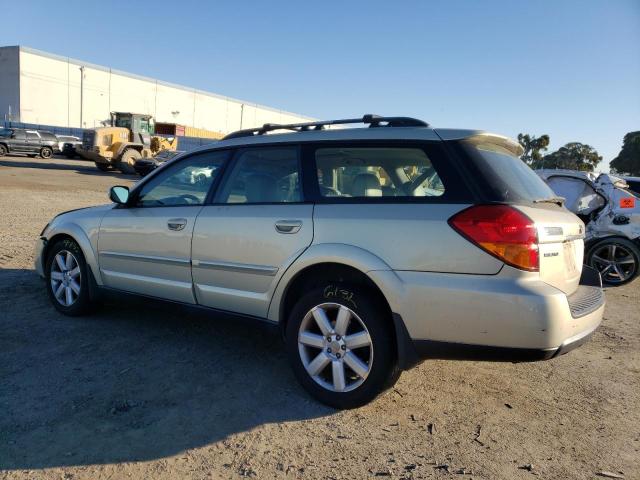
[77,112,178,174]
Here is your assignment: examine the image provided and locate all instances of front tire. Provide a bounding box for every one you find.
[45,238,94,316]
[0,144,7,156]
[587,237,640,286]
[118,149,141,174]
[286,285,397,409]
[95,162,112,172]
[40,146,53,159]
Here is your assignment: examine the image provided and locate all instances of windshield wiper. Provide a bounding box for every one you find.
[533,196,565,206]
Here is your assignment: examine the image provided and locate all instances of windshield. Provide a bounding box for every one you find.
[460,136,557,203]
[0,128,12,138]
[115,116,131,129]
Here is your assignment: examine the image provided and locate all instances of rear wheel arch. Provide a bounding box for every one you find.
[278,263,396,349]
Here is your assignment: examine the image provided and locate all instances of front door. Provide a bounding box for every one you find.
[98,150,228,303]
[192,146,313,317]
[10,130,27,152]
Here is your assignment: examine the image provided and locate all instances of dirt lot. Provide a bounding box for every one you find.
[0,155,638,480]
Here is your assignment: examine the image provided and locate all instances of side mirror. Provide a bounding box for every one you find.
[109,186,130,205]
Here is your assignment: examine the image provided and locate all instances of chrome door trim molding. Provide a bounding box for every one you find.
[99,250,191,266]
[192,259,278,276]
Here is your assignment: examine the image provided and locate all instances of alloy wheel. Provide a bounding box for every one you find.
[297,302,373,393]
[50,250,81,306]
[590,243,637,284]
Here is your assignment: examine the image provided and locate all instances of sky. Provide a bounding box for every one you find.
[2,0,639,171]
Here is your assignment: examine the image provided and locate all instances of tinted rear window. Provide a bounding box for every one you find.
[459,136,556,203]
[40,132,57,140]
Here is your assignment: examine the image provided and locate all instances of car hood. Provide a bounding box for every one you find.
[47,204,115,233]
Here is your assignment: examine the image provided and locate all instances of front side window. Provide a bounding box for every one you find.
[217,147,301,204]
[26,131,39,140]
[315,147,445,198]
[135,150,228,207]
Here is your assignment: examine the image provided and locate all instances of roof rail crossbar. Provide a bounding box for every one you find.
[221,114,429,140]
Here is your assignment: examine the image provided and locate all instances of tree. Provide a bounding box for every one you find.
[517,133,550,168]
[610,131,640,176]
[541,142,602,171]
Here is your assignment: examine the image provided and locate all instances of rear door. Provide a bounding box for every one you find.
[25,131,41,152]
[191,146,313,317]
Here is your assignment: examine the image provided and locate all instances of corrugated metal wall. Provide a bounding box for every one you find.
[11,47,313,132]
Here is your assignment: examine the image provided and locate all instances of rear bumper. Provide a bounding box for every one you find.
[372,265,605,369]
[409,319,599,363]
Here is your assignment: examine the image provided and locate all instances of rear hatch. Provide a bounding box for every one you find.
[450,133,585,295]
[516,204,583,294]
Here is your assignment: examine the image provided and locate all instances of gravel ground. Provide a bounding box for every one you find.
[0,155,638,480]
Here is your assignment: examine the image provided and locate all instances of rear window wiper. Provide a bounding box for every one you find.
[533,196,565,206]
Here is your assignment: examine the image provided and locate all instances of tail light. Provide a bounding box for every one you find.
[449,205,539,271]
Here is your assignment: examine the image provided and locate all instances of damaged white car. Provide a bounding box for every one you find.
[538,169,640,285]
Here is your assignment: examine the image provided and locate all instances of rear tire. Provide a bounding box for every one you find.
[40,146,53,159]
[45,238,95,316]
[587,237,640,286]
[118,149,141,174]
[285,285,397,409]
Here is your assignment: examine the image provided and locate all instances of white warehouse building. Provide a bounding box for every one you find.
[0,46,312,134]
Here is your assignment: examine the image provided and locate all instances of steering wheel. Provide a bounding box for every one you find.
[179,194,200,204]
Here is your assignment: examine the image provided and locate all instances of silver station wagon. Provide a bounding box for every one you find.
[35,115,605,408]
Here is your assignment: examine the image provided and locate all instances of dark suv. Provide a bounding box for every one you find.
[0,128,59,158]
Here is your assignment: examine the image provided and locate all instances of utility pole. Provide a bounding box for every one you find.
[79,66,85,128]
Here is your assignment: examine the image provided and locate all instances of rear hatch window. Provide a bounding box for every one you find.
[457,135,558,203]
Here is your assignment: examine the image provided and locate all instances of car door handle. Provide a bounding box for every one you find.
[167,218,187,231]
[275,220,302,234]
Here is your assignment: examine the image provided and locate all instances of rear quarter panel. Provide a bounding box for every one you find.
[311,203,504,273]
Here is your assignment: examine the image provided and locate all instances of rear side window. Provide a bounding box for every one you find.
[216,147,301,204]
[314,147,445,198]
[40,132,56,140]
[458,136,556,203]
[26,131,39,140]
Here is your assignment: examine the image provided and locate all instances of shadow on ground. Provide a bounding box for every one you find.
[0,268,331,469]
[0,157,133,180]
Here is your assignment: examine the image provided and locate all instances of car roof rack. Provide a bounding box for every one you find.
[221,114,429,140]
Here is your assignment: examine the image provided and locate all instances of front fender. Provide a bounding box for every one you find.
[266,243,404,323]
[42,223,103,286]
